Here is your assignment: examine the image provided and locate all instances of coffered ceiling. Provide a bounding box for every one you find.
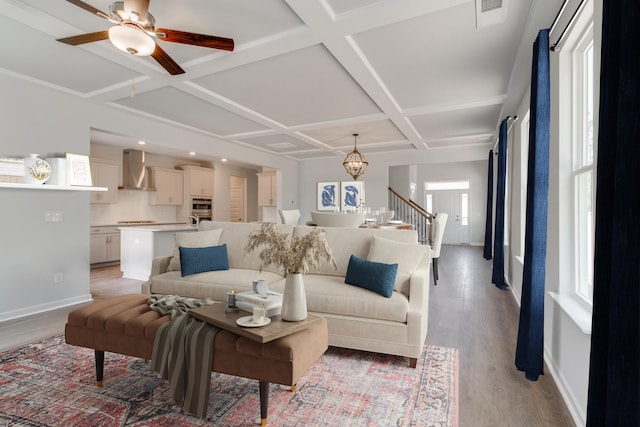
[0,0,561,163]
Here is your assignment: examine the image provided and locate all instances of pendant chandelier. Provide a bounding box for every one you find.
[343,133,368,180]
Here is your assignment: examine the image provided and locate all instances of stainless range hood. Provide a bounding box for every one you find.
[120,149,156,190]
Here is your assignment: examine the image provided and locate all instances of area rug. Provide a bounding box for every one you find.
[0,335,458,426]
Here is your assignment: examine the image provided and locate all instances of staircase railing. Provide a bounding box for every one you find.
[388,187,434,245]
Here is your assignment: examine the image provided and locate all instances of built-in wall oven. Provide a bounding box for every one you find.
[191,197,212,222]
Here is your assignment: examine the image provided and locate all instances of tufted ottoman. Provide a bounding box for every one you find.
[65,294,328,425]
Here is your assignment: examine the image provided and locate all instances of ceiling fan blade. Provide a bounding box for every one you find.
[57,30,110,46]
[124,0,150,23]
[66,0,111,20]
[155,28,234,51]
[151,44,185,75]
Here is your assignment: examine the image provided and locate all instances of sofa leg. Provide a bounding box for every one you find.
[95,350,104,387]
[259,381,269,426]
[409,357,417,368]
[291,383,297,392]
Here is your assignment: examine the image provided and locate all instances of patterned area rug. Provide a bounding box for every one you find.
[0,335,458,426]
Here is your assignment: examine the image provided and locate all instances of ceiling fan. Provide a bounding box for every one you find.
[57,0,234,75]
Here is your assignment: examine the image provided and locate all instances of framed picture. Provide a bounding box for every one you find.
[317,181,339,211]
[66,153,93,186]
[341,181,365,212]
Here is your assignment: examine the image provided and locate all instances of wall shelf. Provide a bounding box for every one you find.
[0,182,107,191]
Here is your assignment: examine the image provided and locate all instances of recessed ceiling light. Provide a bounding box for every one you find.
[189,152,196,156]
[138,140,146,145]
[221,158,227,162]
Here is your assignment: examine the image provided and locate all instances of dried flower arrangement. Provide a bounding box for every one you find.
[245,223,336,276]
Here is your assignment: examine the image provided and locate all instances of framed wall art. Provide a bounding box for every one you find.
[66,153,93,186]
[316,181,339,211]
[340,181,365,212]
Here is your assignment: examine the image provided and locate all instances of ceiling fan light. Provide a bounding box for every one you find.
[108,25,155,56]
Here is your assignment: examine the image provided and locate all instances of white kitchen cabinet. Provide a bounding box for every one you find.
[178,165,214,196]
[257,171,277,206]
[149,167,183,205]
[90,160,118,204]
[90,226,121,264]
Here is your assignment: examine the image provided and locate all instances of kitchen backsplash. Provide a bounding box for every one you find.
[90,189,181,225]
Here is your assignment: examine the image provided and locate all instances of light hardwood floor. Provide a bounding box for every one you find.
[0,246,575,426]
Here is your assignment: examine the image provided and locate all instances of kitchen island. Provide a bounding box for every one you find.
[120,224,196,281]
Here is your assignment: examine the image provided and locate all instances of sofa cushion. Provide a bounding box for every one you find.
[198,221,294,273]
[367,235,430,295]
[292,226,418,277]
[149,268,285,301]
[168,229,223,272]
[179,244,229,277]
[345,255,397,298]
[303,274,408,323]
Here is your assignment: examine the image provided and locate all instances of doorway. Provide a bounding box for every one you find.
[425,181,470,244]
[230,176,246,222]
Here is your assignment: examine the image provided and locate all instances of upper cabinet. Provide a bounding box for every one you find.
[90,159,119,204]
[257,171,277,206]
[148,167,183,205]
[178,165,214,197]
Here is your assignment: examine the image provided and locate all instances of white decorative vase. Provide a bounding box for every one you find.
[23,154,51,185]
[281,273,307,321]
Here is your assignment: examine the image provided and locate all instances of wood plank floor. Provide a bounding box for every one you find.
[429,245,575,426]
[0,246,575,426]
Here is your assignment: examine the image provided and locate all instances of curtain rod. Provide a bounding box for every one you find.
[549,0,588,52]
[492,115,519,153]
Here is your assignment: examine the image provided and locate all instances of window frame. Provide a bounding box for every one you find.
[569,22,596,308]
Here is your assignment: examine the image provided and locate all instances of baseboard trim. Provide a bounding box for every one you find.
[0,294,93,323]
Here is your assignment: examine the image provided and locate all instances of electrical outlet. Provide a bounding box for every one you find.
[54,272,64,284]
[45,211,64,222]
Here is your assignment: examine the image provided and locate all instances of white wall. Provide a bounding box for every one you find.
[297,145,489,224]
[0,73,297,320]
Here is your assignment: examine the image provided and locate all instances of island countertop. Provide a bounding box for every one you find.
[118,224,196,232]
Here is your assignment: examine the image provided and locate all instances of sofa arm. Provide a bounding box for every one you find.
[406,246,431,351]
[142,256,173,296]
[150,256,172,277]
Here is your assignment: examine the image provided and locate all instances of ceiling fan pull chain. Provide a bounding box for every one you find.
[130,81,136,98]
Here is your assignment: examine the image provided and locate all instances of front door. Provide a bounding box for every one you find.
[426,189,470,244]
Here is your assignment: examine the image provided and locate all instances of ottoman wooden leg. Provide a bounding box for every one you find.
[95,350,105,387]
[259,381,269,426]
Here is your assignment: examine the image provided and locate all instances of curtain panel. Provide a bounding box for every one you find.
[491,119,508,290]
[483,150,494,260]
[586,0,640,424]
[515,29,550,382]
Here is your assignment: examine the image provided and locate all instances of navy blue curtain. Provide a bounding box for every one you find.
[586,0,640,424]
[515,29,550,381]
[491,120,508,290]
[483,150,494,260]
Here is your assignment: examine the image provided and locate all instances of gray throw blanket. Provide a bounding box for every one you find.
[148,295,219,418]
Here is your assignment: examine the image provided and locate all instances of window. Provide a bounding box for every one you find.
[571,25,595,306]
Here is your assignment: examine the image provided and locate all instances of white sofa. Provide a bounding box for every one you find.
[141,221,431,366]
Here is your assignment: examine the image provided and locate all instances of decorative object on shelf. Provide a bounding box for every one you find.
[23,154,51,185]
[343,133,368,180]
[66,153,93,186]
[316,181,339,211]
[341,180,365,212]
[45,157,67,186]
[245,223,336,321]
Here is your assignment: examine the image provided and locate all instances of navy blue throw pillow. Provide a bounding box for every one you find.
[179,244,229,277]
[344,254,398,298]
